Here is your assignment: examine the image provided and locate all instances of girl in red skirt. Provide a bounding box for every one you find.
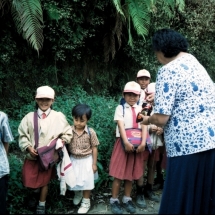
[109,81,148,214]
[18,86,73,214]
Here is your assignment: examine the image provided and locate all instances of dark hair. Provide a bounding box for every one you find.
[152,28,189,58]
[72,104,92,120]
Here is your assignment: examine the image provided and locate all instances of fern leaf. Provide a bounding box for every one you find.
[112,0,126,19]
[11,0,44,54]
[126,0,151,39]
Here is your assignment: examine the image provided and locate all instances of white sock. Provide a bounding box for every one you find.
[39,201,46,206]
[122,195,132,203]
[110,197,119,204]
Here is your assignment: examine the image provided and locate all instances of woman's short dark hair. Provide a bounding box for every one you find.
[152,28,189,58]
[72,104,92,120]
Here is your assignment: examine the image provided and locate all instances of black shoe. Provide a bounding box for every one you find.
[110,201,123,214]
[136,194,147,209]
[122,200,136,214]
[144,189,160,202]
[36,205,46,214]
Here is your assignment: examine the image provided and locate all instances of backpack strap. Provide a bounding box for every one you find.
[87,126,91,137]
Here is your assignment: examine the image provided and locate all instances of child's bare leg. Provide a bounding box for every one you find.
[112,178,122,198]
[83,190,91,199]
[39,185,48,202]
[124,180,132,197]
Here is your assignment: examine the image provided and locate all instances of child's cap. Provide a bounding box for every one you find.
[146,82,156,94]
[35,86,55,99]
[137,69,151,78]
[123,81,141,95]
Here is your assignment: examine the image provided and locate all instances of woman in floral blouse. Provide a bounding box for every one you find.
[141,28,215,214]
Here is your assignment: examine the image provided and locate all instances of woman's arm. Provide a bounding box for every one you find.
[141,113,170,127]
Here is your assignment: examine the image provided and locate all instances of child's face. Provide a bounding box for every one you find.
[36,98,54,111]
[73,114,88,131]
[136,76,150,90]
[124,92,140,106]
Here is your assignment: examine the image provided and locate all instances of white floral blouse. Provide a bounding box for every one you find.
[154,53,215,157]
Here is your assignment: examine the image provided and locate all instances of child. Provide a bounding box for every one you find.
[135,70,162,208]
[67,104,99,214]
[0,111,14,215]
[144,83,163,201]
[18,86,73,214]
[109,81,148,214]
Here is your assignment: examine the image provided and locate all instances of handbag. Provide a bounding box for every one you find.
[121,128,142,150]
[34,112,63,171]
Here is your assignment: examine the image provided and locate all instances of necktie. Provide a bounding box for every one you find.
[42,113,46,119]
[131,107,138,128]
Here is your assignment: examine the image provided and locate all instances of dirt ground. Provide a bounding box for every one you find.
[53,186,162,214]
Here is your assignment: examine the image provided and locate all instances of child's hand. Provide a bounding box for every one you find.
[27,146,38,157]
[92,164,97,173]
[136,144,145,153]
[124,142,134,153]
[150,125,158,133]
[156,127,163,135]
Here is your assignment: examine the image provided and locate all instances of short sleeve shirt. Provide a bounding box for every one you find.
[114,103,143,137]
[154,54,215,157]
[0,112,14,177]
[68,125,100,158]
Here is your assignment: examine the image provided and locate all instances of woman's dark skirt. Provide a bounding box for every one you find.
[159,148,215,214]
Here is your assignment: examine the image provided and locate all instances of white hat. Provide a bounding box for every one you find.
[123,81,141,95]
[146,82,156,94]
[35,86,55,99]
[137,69,151,78]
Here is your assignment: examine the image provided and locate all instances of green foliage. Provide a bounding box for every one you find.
[11,0,44,53]
[7,154,29,214]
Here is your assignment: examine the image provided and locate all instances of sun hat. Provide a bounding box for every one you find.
[137,69,151,78]
[35,86,55,99]
[123,81,141,95]
[146,82,156,94]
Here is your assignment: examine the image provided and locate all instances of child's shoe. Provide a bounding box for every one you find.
[73,190,83,205]
[110,201,123,214]
[122,200,136,214]
[36,205,45,214]
[78,198,91,214]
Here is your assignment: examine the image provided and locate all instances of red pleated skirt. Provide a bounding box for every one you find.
[109,138,148,181]
[22,159,56,188]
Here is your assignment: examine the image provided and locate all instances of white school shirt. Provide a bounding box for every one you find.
[114,103,142,137]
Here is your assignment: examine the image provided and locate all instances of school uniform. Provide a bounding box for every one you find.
[67,125,100,191]
[109,103,147,181]
[18,108,73,188]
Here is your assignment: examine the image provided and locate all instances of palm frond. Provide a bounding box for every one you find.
[112,0,125,18]
[11,0,44,54]
[126,0,151,39]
